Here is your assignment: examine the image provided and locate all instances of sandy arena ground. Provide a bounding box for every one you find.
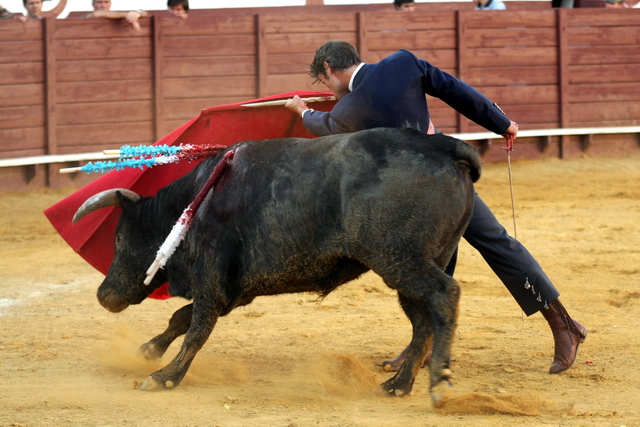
[1,154,639,427]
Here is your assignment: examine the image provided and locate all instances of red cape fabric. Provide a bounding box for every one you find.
[44,91,336,299]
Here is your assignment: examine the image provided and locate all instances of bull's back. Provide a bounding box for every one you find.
[190,128,478,274]
[343,128,481,183]
[328,129,478,253]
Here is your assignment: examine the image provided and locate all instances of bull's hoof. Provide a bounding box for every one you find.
[430,380,452,407]
[392,388,406,397]
[380,379,412,397]
[383,387,411,397]
[139,374,175,391]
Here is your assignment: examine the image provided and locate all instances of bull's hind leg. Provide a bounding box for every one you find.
[379,264,460,406]
[140,302,217,391]
[381,294,432,396]
[139,303,193,360]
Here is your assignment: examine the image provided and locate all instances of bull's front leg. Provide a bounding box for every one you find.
[139,303,193,360]
[140,302,217,391]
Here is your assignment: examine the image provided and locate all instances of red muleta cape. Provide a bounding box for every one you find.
[44,91,336,299]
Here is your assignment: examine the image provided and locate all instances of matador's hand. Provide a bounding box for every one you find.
[502,121,519,151]
[284,95,309,117]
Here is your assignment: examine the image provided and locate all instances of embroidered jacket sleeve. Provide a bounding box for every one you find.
[302,108,354,136]
[302,49,511,136]
[413,53,511,135]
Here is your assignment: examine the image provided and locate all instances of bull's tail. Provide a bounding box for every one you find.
[450,137,482,183]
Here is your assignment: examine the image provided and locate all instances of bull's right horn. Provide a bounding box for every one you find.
[73,188,141,223]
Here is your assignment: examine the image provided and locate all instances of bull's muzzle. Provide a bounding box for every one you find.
[97,287,130,313]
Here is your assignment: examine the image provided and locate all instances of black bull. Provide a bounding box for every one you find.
[74,127,482,405]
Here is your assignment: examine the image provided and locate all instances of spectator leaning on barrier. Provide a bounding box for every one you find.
[393,0,415,12]
[10,0,67,22]
[84,0,147,31]
[475,0,507,9]
[167,0,188,19]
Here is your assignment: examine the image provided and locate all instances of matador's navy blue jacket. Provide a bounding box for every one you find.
[302,49,511,136]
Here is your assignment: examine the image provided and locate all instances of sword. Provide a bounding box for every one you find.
[240,96,335,108]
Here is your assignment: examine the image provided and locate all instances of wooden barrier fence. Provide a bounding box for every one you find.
[1,6,639,191]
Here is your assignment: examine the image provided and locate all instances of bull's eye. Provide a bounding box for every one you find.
[115,233,123,245]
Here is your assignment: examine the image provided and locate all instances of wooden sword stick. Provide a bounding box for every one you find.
[240,96,335,107]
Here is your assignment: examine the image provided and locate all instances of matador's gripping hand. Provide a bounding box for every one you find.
[502,121,519,151]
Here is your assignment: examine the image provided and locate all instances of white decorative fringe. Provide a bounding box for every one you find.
[144,206,193,285]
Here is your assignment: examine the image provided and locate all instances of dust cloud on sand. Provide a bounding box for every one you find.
[435,392,557,416]
[1,154,640,426]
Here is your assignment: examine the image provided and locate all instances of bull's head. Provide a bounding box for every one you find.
[74,189,167,313]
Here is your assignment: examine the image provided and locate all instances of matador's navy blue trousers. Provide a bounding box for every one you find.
[445,193,560,316]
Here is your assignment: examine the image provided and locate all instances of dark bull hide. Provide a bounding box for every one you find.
[74,127,482,406]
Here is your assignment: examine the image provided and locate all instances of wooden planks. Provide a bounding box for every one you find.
[465,66,559,87]
[55,17,153,39]
[0,127,46,152]
[163,76,256,99]
[164,97,247,121]
[56,37,152,60]
[464,10,556,28]
[366,11,456,31]
[0,19,47,164]
[57,122,155,148]
[0,84,44,108]
[163,35,256,57]
[264,13,358,34]
[161,15,255,36]
[466,47,557,67]
[55,79,152,103]
[569,63,640,85]
[158,16,261,129]
[0,105,45,130]
[366,30,457,51]
[163,56,256,78]
[0,19,43,41]
[565,8,640,127]
[1,6,640,181]
[0,40,43,63]
[56,58,152,82]
[466,27,558,48]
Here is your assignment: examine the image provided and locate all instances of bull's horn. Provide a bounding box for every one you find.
[73,188,141,223]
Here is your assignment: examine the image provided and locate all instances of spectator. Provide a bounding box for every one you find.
[84,0,147,32]
[11,0,67,21]
[91,0,111,10]
[167,0,188,19]
[475,0,507,9]
[393,0,415,11]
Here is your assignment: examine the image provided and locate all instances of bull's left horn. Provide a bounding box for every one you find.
[73,188,141,223]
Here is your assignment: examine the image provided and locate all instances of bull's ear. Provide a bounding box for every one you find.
[116,190,140,206]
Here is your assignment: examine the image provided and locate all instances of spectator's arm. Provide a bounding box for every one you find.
[41,0,68,18]
[12,12,27,22]
[88,9,148,31]
[1,4,27,21]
